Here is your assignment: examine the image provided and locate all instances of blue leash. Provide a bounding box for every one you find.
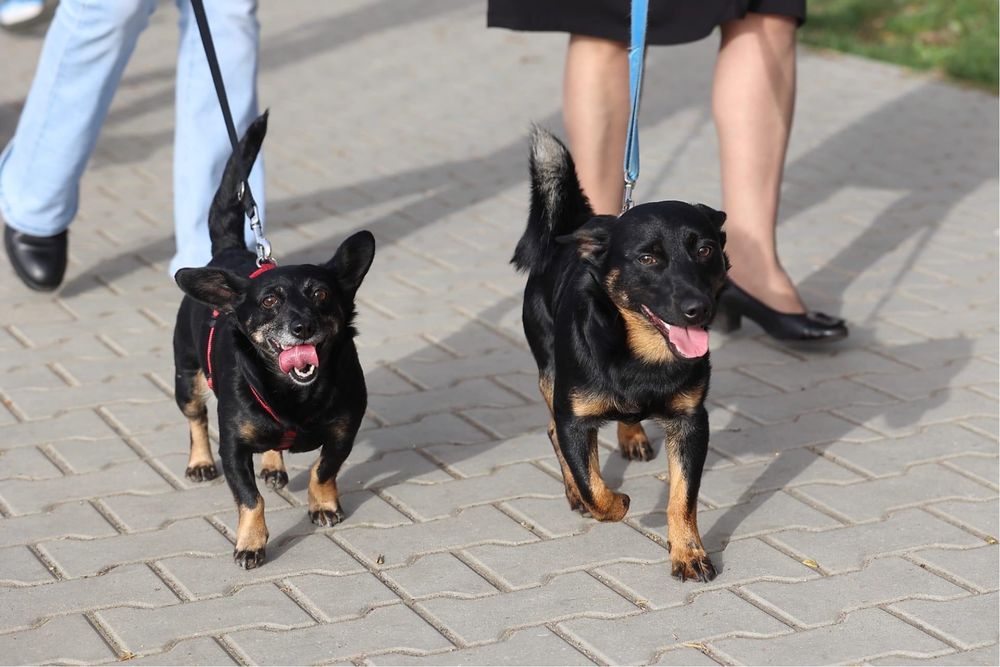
[622,0,649,213]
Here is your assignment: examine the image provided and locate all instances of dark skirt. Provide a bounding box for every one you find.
[487,0,806,46]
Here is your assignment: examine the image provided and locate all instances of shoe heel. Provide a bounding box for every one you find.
[714,304,741,332]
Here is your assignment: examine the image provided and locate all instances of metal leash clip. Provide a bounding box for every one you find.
[238,181,272,266]
[621,179,635,215]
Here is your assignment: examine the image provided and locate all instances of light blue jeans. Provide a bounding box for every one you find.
[0,0,264,275]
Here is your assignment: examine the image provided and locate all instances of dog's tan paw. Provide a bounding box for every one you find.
[669,542,717,583]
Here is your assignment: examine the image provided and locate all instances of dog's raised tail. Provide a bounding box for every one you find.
[208,111,268,257]
[511,126,594,274]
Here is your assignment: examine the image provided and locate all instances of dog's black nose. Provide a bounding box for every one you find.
[681,298,710,324]
[291,319,315,340]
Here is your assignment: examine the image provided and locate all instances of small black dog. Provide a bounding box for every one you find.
[172,113,375,569]
[512,128,728,581]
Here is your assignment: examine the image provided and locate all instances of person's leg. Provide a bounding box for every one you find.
[0,0,157,238]
[171,0,262,275]
[712,13,803,313]
[562,34,629,216]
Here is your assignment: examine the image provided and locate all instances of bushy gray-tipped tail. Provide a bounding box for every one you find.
[208,111,268,257]
[511,126,594,274]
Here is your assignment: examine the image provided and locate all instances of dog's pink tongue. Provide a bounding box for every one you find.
[278,345,319,374]
[668,326,710,359]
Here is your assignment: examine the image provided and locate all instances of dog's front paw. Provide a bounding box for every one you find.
[185,463,219,482]
[260,468,289,490]
[309,507,346,527]
[233,547,266,569]
[669,542,717,583]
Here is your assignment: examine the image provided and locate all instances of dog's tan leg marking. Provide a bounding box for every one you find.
[665,426,714,582]
[234,494,268,569]
[618,421,654,461]
[308,459,345,526]
[259,449,288,490]
[669,383,706,415]
[584,429,630,521]
[540,376,585,511]
[184,372,217,481]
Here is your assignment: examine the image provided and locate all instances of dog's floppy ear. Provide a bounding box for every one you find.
[175,267,251,312]
[555,221,610,265]
[326,230,376,296]
[694,203,727,248]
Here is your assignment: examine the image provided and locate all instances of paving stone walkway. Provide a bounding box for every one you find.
[1,1,997,664]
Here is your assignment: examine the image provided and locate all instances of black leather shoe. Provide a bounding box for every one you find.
[4,226,68,291]
[715,281,848,342]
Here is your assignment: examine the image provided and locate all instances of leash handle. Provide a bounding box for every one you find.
[622,0,648,214]
[189,0,271,265]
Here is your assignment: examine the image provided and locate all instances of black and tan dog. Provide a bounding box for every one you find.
[512,128,728,581]
[172,113,375,569]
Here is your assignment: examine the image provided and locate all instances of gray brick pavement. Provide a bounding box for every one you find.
[1,0,997,663]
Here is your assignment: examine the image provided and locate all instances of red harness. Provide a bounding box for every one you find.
[204,261,296,450]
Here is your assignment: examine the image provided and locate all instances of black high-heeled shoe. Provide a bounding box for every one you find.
[715,281,848,342]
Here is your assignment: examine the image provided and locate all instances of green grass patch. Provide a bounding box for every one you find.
[800,0,998,91]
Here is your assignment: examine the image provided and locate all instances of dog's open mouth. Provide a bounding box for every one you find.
[273,342,320,384]
[640,305,709,359]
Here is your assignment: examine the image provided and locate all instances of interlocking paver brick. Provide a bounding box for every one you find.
[335,505,537,567]
[833,389,999,437]
[6,379,168,420]
[0,459,173,515]
[423,433,552,477]
[631,491,843,552]
[0,500,117,547]
[708,412,882,463]
[710,607,950,665]
[795,464,996,523]
[718,378,897,424]
[99,482,265,531]
[0,446,62,479]
[0,410,118,448]
[891,592,999,649]
[910,545,1000,592]
[370,628,593,665]
[286,449,453,494]
[651,647,721,665]
[159,534,367,599]
[857,359,1000,400]
[816,423,997,477]
[560,589,790,665]
[382,462,562,521]
[0,563,177,631]
[0,545,56,584]
[47,436,140,473]
[868,644,999,665]
[227,604,452,664]
[738,350,912,392]
[420,571,636,645]
[0,614,117,664]
[940,454,999,488]
[40,517,233,578]
[500,496,596,538]
[698,447,862,506]
[353,412,489,459]
[286,572,402,621]
[97,583,314,654]
[768,508,985,573]
[369,378,525,426]
[462,523,668,589]
[740,557,967,627]
[926,498,1000,537]
[595,539,819,608]
[383,552,498,600]
[121,637,237,665]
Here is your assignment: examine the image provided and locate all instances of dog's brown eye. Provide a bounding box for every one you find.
[261,295,279,309]
[313,288,329,303]
[697,245,713,260]
[637,254,656,265]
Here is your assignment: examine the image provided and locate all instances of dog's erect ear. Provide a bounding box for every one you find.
[326,230,376,296]
[555,223,610,266]
[694,204,726,229]
[175,268,251,312]
[694,203,727,249]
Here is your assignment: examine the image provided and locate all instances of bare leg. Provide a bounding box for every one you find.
[713,14,804,314]
[563,34,629,215]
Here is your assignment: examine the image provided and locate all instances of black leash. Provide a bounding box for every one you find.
[189,0,272,264]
